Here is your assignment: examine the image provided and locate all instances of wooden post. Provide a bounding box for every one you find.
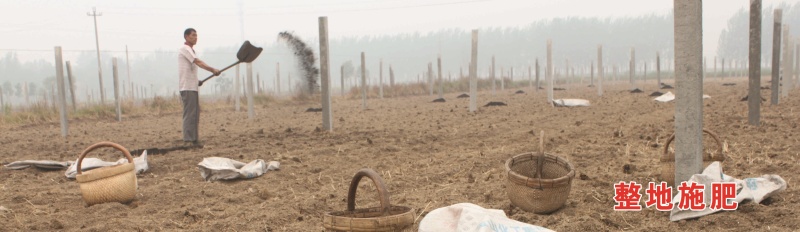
[771,10,782,105]
[112,58,121,122]
[750,0,764,126]
[547,40,553,104]
[361,52,367,110]
[598,45,603,96]
[469,30,478,113]
[319,16,333,131]
[54,47,69,137]
[436,55,444,98]
[674,0,704,187]
[247,63,254,120]
[66,61,77,111]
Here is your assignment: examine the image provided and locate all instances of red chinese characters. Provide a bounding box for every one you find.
[645,182,673,211]
[613,181,642,211]
[709,182,738,210]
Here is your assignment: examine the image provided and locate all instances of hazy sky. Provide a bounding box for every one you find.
[1,0,797,62]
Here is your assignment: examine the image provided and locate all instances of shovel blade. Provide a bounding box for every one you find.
[237,40,263,63]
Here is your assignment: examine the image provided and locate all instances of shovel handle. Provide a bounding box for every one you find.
[199,61,241,86]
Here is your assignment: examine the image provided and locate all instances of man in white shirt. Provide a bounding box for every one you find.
[178,28,220,145]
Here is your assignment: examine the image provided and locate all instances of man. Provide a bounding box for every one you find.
[178,28,220,145]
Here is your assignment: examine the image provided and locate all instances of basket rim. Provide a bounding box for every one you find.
[661,129,725,162]
[505,152,575,188]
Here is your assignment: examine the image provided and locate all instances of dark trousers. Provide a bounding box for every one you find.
[180,91,199,142]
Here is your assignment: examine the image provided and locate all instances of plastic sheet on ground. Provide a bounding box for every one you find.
[197,157,280,181]
[669,161,787,221]
[654,91,710,102]
[553,99,590,107]
[4,160,72,170]
[64,150,149,179]
[419,203,554,232]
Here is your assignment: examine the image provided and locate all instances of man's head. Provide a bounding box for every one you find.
[184,28,197,45]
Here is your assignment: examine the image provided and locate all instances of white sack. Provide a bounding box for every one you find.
[553,99,590,107]
[64,150,149,179]
[197,157,280,181]
[669,161,787,221]
[654,91,710,103]
[419,203,554,232]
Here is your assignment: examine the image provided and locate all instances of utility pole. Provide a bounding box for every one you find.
[88,7,105,105]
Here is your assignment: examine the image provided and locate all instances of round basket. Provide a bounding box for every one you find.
[505,152,575,214]
[75,141,138,206]
[659,129,725,186]
[322,168,414,232]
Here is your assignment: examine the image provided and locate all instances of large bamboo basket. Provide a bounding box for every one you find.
[659,129,725,186]
[322,168,414,232]
[75,141,138,206]
[505,152,576,214]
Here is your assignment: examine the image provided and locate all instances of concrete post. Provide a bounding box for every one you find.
[547,40,553,104]
[657,53,662,87]
[721,58,725,80]
[630,48,635,87]
[112,58,121,122]
[319,16,333,131]
[24,82,28,106]
[673,0,705,187]
[714,56,717,78]
[469,30,478,113]
[786,31,794,96]
[341,65,345,96]
[796,41,800,89]
[535,59,540,91]
[235,65,240,111]
[437,55,443,99]
[379,59,384,99]
[500,67,505,91]
[389,65,395,97]
[772,10,783,105]
[66,61,77,111]
[276,63,281,95]
[590,62,594,86]
[491,56,496,96]
[781,26,792,98]
[247,63,254,120]
[598,45,604,96]
[528,65,533,89]
[0,88,4,114]
[54,47,69,137]
[361,52,367,110]
[750,0,764,127]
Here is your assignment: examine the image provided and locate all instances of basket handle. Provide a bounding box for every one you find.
[346,168,391,215]
[76,141,134,175]
[662,129,723,158]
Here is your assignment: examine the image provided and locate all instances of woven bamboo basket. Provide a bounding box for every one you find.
[660,129,725,186]
[323,168,414,232]
[505,152,575,214]
[75,141,138,206]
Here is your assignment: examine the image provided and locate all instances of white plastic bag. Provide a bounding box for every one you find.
[197,157,280,181]
[654,91,710,103]
[4,160,71,170]
[419,203,554,232]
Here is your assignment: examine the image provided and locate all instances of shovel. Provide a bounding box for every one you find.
[199,40,263,86]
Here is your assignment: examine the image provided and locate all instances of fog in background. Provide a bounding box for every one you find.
[1,0,799,105]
